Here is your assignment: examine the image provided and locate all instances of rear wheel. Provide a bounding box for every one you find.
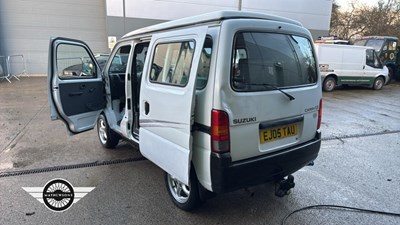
[165,170,201,211]
[323,77,336,92]
[372,77,384,90]
[97,114,120,148]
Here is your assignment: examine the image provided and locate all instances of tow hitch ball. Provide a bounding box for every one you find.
[275,175,295,197]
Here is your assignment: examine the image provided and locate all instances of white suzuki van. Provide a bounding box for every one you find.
[48,11,322,210]
[315,44,389,92]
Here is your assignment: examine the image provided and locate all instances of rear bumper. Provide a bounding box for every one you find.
[210,131,321,193]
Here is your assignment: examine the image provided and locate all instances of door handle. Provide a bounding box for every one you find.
[144,101,150,115]
[69,92,83,96]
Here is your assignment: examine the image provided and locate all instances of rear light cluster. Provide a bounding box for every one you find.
[211,109,230,153]
[317,98,322,129]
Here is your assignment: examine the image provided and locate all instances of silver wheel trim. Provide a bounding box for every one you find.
[325,79,335,91]
[167,174,191,204]
[98,118,108,144]
[375,78,383,89]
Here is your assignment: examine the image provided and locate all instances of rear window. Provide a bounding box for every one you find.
[231,32,317,91]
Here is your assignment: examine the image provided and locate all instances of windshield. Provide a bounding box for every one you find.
[353,39,367,46]
[365,39,385,52]
[231,32,317,91]
[95,54,109,63]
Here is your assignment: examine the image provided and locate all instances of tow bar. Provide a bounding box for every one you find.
[275,175,295,197]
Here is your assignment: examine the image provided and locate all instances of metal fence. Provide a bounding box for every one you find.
[0,55,12,83]
[0,54,28,83]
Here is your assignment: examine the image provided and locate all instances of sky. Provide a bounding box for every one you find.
[335,0,382,11]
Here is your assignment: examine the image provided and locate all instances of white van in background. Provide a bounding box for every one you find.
[315,44,389,92]
[48,11,322,211]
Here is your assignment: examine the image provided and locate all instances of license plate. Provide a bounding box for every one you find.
[259,123,298,144]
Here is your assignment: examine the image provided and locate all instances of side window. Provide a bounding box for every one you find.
[134,43,149,77]
[131,42,149,110]
[56,44,96,79]
[108,45,131,74]
[366,49,374,66]
[150,41,195,86]
[232,48,248,84]
[387,40,397,51]
[383,43,388,51]
[366,49,382,68]
[196,37,213,89]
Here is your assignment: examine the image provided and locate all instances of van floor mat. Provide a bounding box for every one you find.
[0,157,146,178]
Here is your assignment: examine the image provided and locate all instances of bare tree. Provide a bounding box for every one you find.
[363,0,400,37]
[330,0,400,40]
[329,1,366,39]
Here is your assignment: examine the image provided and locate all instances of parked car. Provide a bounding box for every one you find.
[315,44,389,92]
[48,11,322,211]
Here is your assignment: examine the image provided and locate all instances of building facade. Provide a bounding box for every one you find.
[0,0,333,75]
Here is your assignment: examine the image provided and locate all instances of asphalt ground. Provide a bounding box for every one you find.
[0,77,399,224]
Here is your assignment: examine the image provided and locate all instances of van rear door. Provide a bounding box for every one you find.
[219,21,321,162]
[48,37,105,134]
[139,26,207,185]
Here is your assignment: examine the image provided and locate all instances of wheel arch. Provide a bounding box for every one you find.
[386,63,396,70]
[386,63,397,81]
[376,74,387,83]
[323,73,338,82]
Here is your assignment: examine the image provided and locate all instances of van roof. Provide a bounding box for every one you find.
[315,43,374,51]
[358,36,398,41]
[122,10,303,39]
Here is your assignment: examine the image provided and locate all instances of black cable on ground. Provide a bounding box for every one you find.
[281,204,400,225]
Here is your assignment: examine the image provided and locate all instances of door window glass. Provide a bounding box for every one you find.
[134,44,149,78]
[366,49,383,68]
[109,45,131,74]
[56,44,96,79]
[196,37,212,89]
[150,41,195,86]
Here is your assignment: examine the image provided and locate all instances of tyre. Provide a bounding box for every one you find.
[372,77,384,90]
[165,170,201,211]
[323,77,336,92]
[97,114,120,148]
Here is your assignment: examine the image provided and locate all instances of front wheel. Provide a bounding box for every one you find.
[97,114,120,148]
[372,77,384,90]
[165,171,201,211]
[323,77,336,92]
